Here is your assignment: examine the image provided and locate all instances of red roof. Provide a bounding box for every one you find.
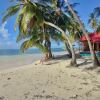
[80,32,100,43]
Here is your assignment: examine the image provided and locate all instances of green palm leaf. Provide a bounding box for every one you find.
[2,4,20,23]
[94,7,100,17]
[21,37,47,53]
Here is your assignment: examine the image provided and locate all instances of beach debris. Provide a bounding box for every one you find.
[0,96,4,100]
[71,74,77,77]
[45,95,53,99]
[78,87,83,90]
[81,82,89,85]
[34,94,44,98]
[85,90,92,97]
[24,91,30,99]
[25,95,28,99]
[7,78,11,80]
[96,85,100,89]
[33,94,54,99]
[70,94,78,99]
[42,90,45,93]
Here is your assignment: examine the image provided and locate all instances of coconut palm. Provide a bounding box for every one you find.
[93,7,100,17]
[64,0,100,66]
[45,8,80,66]
[49,0,100,66]
[88,13,99,32]
[3,0,78,66]
[96,25,100,32]
[44,21,77,66]
[47,0,82,64]
[3,1,51,59]
[91,6,100,32]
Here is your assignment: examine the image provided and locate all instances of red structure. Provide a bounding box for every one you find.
[80,32,100,51]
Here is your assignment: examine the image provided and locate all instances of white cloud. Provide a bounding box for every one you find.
[0,21,9,39]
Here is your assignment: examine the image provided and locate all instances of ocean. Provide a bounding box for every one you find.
[0,48,65,56]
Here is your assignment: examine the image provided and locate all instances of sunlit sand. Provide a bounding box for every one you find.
[0,55,100,100]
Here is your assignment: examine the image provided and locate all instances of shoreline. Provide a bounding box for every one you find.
[0,57,100,100]
[0,54,42,70]
[0,51,68,70]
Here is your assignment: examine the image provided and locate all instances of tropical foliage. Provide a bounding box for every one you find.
[88,6,100,32]
[3,0,86,66]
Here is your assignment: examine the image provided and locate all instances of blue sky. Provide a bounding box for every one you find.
[0,0,100,49]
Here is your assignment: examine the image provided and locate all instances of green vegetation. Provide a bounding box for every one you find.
[2,0,100,67]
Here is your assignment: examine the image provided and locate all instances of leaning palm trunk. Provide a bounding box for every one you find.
[44,21,77,67]
[65,42,72,58]
[66,0,100,66]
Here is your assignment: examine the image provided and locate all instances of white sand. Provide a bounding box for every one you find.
[0,58,100,100]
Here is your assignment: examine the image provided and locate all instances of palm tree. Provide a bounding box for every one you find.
[88,13,98,32]
[93,7,100,17]
[44,21,77,66]
[3,0,78,66]
[91,6,100,32]
[3,1,51,59]
[43,6,79,66]
[96,25,100,32]
[20,35,48,53]
[64,0,100,67]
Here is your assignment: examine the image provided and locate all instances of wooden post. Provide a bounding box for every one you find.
[99,43,100,51]
[82,42,85,51]
[97,42,99,51]
[93,42,94,51]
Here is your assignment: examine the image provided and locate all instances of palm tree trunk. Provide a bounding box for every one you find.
[65,42,72,58]
[47,40,52,58]
[44,39,52,59]
[66,0,100,67]
[44,21,77,67]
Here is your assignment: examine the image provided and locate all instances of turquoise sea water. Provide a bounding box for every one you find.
[80,51,100,57]
[0,48,65,56]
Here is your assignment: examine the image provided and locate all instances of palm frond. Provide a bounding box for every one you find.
[96,25,100,32]
[70,3,79,8]
[2,4,20,23]
[94,7,100,17]
[20,37,36,52]
[52,32,66,41]
[88,13,98,30]
[20,37,47,53]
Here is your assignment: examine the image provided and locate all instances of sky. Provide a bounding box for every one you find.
[0,0,100,49]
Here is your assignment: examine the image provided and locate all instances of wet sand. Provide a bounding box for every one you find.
[0,51,68,70]
[0,54,42,70]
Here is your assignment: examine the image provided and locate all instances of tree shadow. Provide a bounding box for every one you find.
[77,60,92,67]
[44,61,59,65]
[43,54,71,65]
[53,54,71,61]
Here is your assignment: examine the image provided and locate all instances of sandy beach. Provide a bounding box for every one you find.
[1,0,100,99]
[0,51,68,70]
[0,54,100,100]
[0,54,42,70]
